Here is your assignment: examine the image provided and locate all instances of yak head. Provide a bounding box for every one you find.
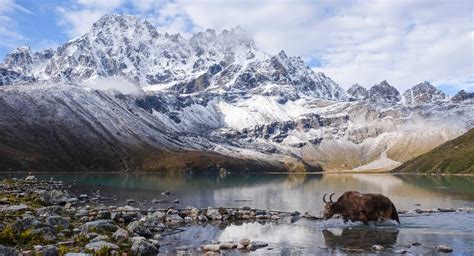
[322,193,337,220]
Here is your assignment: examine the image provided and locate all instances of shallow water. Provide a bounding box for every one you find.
[2,172,473,254]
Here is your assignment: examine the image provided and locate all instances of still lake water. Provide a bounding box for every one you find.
[2,172,473,255]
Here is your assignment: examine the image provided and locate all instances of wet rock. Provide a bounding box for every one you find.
[112,228,129,243]
[437,245,453,253]
[82,220,117,233]
[411,242,421,246]
[371,245,384,251]
[78,194,88,200]
[247,241,268,251]
[46,216,70,229]
[205,208,223,220]
[219,242,237,250]
[239,239,251,247]
[162,191,170,195]
[202,244,221,252]
[197,215,209,222]
[39,245,59,256]
[24,175,37,182]
[131,239,160,255]
[174,199,180,204]
[126,199,135,204]
[127,220,152,237]
[85,241,119,252]
[165,214,184,223]
[438,208,456,213]
[394,249,408,254]
[0,245,19,256]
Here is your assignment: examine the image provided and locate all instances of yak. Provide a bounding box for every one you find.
[322,191,399,224]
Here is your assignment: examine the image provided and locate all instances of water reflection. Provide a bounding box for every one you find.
[322,227,399,251]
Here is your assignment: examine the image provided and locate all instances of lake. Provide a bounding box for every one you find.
[1,172,473,255]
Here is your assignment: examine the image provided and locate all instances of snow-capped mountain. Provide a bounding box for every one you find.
[402,81,446,105]
[0,14,473,172]
[347,84,368,100]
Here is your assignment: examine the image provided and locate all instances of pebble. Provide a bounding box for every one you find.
[437,245,453,253]
[371,245,384,251]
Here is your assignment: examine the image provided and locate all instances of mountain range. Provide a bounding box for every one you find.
[0,14,473,172]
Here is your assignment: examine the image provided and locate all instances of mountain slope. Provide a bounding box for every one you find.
[0,14,473,173]
[392,129,474,174]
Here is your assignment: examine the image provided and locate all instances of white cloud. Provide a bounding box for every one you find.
[83,77,144,96]
[0,0,31,48]
[56,0,124,37]
[54,0,474,92]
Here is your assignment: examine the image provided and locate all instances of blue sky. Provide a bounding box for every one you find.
[1,0,473,94]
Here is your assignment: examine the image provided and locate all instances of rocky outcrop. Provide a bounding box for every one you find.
[368,80,401,104]
[403,81,445,104]
[451,90,474,102]
[347,84,368,100]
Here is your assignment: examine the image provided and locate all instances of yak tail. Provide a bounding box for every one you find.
[391,203,400,223]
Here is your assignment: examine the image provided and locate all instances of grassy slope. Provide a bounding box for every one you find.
[392,128,474,174]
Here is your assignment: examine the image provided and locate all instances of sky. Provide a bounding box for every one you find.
[0,0,473,95]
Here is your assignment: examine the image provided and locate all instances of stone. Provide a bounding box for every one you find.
[33,245,43,251]
[46,216,70,229]
[165,214,184,223]
[82,220,117,233]
[112,228,129,243]
[0,245,19,256]
[437,245,453,253]
[85,241,119,252]
[174,199,180,204]
[219,242,237,250]
[371,245,384,251]
[36,190,75,205]
[126,199,135,204]
[39,245,58,256]
[131,239,159,256]
[411,242,421,246]
[205,208,223,220]
[197,215,208,222]
[202,244,221,252]
[25,175,37,182]
[127,221,152,237]
[162,191,170,195]
[78,194,88,200]
[438,208,456,213]
[65,253,92,256]
[90,234,110,243]
[0,204,28,213]
[237,243,246,250]
[31,227,57,242]
[239,239,251,246]
[247,241,268,251]
[394,249,408,254]
[21,250,33,256]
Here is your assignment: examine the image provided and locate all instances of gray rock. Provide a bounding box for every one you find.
[24,175,37,182]
[31,227,57,242]
[90,234,110,243]
[394,249,408,254]
[112,228,129,243]
[165,214,183,223]
[36,206,64,216]
[36,190,74,205]
[248,241,268,251]
[82,220,117,233]
[85,241,119,252]
[127,220,152,237]
[65,253,92,256]
[202,244,221,252]
[46,216,70,229]
[0,245,19,256]
[219,242,237,250]
[371,245,384,251]
[239,239,251,246]
[437,245,453,253]
[39,245,58,256]
[131,239,160,256]
[0,204,28,213]
[205,208,223,220]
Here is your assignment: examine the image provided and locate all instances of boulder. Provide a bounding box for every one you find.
[85,241,119,252]
[24,175,37,182]
[81,220,117,233]
[202,244,221,252]
[112,228,129,243]
[131,239,160,256]
[36,190,74,205]
[38,245,58,256]
[205,208,223,220]
[127,221,152,237]
[46,216,70,229]
[0,204,28,214]
[0,245,19,256]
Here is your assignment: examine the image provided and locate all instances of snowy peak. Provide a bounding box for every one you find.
[403,81,446,104]
[89,13,160,39]
[368,80,401,104]
[347,83,368,100]
[452,90,474,102]
[1,46,33,74]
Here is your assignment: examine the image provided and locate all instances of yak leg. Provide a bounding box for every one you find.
[359,212,369,225]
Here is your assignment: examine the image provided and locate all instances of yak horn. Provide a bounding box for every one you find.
[323,193,328,203]
[329,193,335,202]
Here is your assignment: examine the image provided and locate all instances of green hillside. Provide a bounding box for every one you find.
[392,128,474,174]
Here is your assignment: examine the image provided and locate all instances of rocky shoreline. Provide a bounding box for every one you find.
[0,176,471,255]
